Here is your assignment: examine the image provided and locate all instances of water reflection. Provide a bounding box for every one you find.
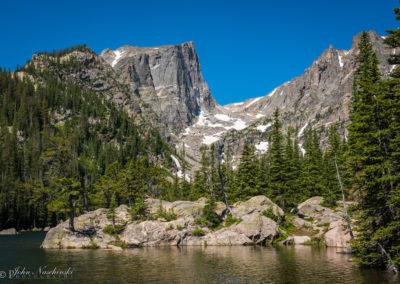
[41,246,397,283]
[0,233,397,284]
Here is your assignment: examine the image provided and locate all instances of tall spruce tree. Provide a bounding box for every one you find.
[349,30,399,271]
[268,108,287,209]
[230,142,260,202]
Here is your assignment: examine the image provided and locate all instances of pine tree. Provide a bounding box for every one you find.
[301,128,324,199]
[323,125,343,206]
[107,192,118,226]
[349,30,399,271]
[230,142,260,202]
[268,108,287,209]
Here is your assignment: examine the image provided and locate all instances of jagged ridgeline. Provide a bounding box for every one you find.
[0,46,184,229]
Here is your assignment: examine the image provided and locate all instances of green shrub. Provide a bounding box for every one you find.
[130,199,150,221]
[303,217,314,222]
[103,224,125,235]
[311,229,320,235]
[272,232,288,245]
[176,224,184,231]
[192,228,206,236]
[263,208,279,223]
[196,197,222,229]
[166,224,174,231]
[303,237,325,246]
[109,239,128,249]
[82,238,99,249]
[279,220,296,234]
[155,203,177,221]
[225,213,242,227]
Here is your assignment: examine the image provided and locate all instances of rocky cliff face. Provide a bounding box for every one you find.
[100,42,216,134]
[174,31,398,168]
[25,31,396,173]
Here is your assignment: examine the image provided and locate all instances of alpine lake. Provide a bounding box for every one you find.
[0,232,397,283]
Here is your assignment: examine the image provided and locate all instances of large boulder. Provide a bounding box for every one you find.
[183,229,253,246]
[231,196,284,219]
[120,220,191,247]
[324,220,352,248]
[295,196,343,224]
[0,228,18,235]
[281,236,311,245]
[146,197,226,224]
[42,205,130,249]
[232,213,280,244]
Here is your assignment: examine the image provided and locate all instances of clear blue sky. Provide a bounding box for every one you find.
[1,0,399,105]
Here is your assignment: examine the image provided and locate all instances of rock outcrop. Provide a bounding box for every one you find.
[42,196,282,249]
[288,196,354,248]
[295,196,344,224]
[0,228,18,235]
[176,31,399,171]
[41,195,356,249]
[100,42,216,134]
[324,220,353,248]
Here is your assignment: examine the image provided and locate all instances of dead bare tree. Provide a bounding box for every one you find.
[334,154,354,239]
[217,158,231,218]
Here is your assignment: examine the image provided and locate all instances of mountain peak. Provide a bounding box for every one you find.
[351,30,382,50]
[99,41,216,134]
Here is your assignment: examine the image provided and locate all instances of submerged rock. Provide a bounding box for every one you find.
[280,236,311,245]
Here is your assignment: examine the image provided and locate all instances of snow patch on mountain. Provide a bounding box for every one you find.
[214,114,232,121]
[256,122,272,132]
[298,122,309,137]
[255,141,269,153]
[112,50,123,67]
[338,55,344,68]
[246,97,262,108]
[171,155,190,181]
[203,134,221,145]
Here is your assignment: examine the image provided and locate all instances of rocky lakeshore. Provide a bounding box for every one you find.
[41,196,353,250]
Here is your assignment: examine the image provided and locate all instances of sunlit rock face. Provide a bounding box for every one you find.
[100,42,216,134]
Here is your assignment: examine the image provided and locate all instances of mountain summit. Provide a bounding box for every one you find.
[100,42,216,134]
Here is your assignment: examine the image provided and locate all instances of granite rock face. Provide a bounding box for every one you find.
[324,220,353,248]
[287,196,354,248]
[41,195,358,249]
[100,42,216,134]
[295,196,344,224]
[0,228,18,235]
[179,30,398,170]
[41,196,282,249]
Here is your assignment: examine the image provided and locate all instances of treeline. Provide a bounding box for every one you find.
[0,67,175,230]
[185,110,346,211]
[172,12,400,271]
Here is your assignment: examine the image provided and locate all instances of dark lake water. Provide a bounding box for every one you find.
[0,232,397,283]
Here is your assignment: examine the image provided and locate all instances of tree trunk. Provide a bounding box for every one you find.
[377,242,398,274]
[69,211,75,232]
[217,160,231,217]
[334,154,354,239]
